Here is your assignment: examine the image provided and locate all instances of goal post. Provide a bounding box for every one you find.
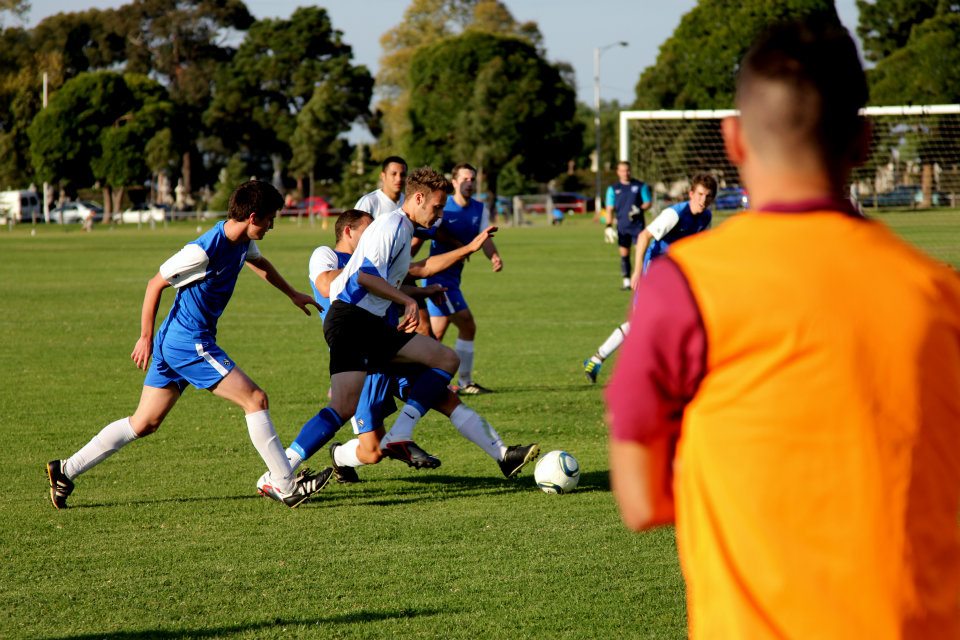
[619,105,960,208]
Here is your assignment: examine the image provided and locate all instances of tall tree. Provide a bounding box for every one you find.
[634,0,839,110]
[0,0,29,26]
[376,0,542,156]
[204,6,372,190]
[855,0,955,63]
[406,31,580,204]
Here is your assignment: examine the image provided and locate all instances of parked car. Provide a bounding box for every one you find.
[281,195,331,217]
[860,185,949,208]
[49,201,104,224]
[118,203,171,224]
[713,186,749,210]
[0,189,41,223]
[524,192,588,215]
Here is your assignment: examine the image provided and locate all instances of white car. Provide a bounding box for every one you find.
[119,203,170,224]
[49,201,103,224]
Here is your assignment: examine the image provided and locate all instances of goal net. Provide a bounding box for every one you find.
[619,105,960,209]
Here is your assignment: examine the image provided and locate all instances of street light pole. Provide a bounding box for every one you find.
[594,41,628,220]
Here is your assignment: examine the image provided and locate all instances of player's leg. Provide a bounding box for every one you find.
[449,307,489,394]
[285,370,364,471]
[47,383,180,509]
[426,292,456,342]
[583,321,631,383]
[617,234,632,290]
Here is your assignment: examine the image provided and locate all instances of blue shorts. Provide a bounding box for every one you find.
[426,286,469,317]
[144,336,236,391]
[352,364,424,434]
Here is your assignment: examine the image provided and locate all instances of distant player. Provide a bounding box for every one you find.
[291,209,538,481]
[584,174,716,383]
[46,181,332,510]
[355,156,407,218]
[603,161,652,290]
[425,162,503,395]
[275,167,459,478]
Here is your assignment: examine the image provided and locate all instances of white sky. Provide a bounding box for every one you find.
[25,0,862,105]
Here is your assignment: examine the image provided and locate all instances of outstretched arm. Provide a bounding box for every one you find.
[246,255,320,316]
[482,236,503,272]
[407,225,498,278]
[131,273,170,370]
[630,229,654,290]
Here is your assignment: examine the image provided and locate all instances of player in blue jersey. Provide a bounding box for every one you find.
[603,161,653,290]
[584,174,717,383]
[284,209,538,482]
[46,181,333,510]
[425,163,503,395]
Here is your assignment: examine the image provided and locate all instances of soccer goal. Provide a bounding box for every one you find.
[619,105,960,209]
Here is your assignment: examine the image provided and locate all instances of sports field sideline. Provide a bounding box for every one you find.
[2,210,957,639]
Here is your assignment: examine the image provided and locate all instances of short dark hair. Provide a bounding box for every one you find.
[381,156,407,172]
[228,180,284,222]
[406,167,453,199]
[335,209,373,243]
[450,163,477,181]
[617,160,631,169]
[691,173,718,198]
[737,18,867,164]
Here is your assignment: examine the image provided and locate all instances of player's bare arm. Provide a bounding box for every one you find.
[482,237,503,272]
[246,255,320,316]
[356,271,419,331]
[314,269,343,299]
[407,225,498,278]
[131,273,170,370]
[631,229,654,290]
[609,438,676,531]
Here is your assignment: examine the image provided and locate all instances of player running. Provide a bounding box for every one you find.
[425,162,503,395]
[46,181,332,510]
[584,174,717,383]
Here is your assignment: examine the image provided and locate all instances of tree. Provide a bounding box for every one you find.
[0,0,28,26]
[376,0,543,156]
[855,0,955,63]
[205,6,372,189]
[634,0,839,110]
[406,31,580,204]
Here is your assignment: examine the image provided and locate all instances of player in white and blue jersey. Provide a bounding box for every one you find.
[425,162,503,395]
[603,161,653,290]
[354,156,407,219]
[46,181,332,510]
[584,174,717,383]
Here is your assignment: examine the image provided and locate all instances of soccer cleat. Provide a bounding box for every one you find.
[329,442,360,484]
[499,444,541,479]
[621,277,631,290]
[382,441,442,469]
[457,382,492,396]
[583,359,602,384]
[257,467,333,508]
[46,459,74,510]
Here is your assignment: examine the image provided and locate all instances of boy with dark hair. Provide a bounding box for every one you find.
[47,180,332,510]
[355,156,408,218]
[608,19,960,638]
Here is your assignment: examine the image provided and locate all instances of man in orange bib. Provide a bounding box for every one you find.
[606,17,960,639]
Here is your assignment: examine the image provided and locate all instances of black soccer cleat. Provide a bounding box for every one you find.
[46,459,74,510]
[258,467,334,509]
[329,442,360,484]
[499,444,541,479]
[382,441,442,469]
[457,382,493,396]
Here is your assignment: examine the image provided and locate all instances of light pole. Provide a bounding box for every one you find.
[594,41,628,219]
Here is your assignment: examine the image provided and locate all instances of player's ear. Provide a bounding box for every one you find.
[721,116,745,165]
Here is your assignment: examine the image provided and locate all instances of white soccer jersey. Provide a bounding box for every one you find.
[355,189,404,219]
[645,207,681,241]
[308,246,339,286]
[329,209,413,318]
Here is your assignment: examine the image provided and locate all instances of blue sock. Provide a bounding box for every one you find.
[407,368,453,415]
[291,407,344,461]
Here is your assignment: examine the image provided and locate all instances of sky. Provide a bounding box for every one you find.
[25,0,862,106]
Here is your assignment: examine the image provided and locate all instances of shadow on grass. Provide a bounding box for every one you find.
[44,607,446,639]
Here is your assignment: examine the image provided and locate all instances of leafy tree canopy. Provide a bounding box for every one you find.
[855,0,958,63]
[869,13,960,104]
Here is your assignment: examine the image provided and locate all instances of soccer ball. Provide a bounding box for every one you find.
[534,450,580,494]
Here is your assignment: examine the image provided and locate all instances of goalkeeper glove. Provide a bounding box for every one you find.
[604,226,617,244]
[629,205,643,222]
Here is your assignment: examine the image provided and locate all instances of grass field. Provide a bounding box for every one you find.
[2,209,958,639]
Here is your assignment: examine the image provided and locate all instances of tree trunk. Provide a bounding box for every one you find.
[920,162,933,208]
[112,186,125,215]
[181,151,192,201]
[102,185,112,224]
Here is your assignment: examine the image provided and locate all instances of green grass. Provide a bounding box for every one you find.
[2,209,958,639]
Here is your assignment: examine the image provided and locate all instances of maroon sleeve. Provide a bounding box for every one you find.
[605,257,706,443]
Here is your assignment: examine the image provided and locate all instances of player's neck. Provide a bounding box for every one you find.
[222,219,247,243]
[382,188,400,203]
[454,194,471,207]
[744,168,845,210]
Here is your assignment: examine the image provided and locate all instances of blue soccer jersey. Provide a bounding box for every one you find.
[425,197,488,289]
[157,220,260,342]
[606,179,652,234]
[641,200,712,272]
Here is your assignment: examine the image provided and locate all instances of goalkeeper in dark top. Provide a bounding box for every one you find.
[603,161,653,290]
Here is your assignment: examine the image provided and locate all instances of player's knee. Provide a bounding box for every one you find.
[247,388,269,412]
[131,416,162,436]
[357,440,384,464]
[437,346,460,373]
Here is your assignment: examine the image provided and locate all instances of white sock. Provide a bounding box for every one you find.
[383,404,425,443]
[285,448,303,474]
[450,404,506,461]
[334,439,364,468]
[63,417,138,479]
[455,338,475,387]
[245,410,295,493]
[597,322,630,361]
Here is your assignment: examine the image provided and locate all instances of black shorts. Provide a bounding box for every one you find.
[323,301,416,375]
[618,229,642,249]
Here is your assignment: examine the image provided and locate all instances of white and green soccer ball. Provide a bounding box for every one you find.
[534,450,580,494]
